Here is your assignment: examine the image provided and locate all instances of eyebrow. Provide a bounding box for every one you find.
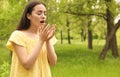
[37,10,46,12]
[32,9,46,12]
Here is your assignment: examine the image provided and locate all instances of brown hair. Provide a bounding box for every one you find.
[16,1,46,30]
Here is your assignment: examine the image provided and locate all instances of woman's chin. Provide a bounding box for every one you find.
[40,23,46,26]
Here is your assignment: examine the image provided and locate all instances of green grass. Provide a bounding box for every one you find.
[51,44,120,77]
[0,40,120,77]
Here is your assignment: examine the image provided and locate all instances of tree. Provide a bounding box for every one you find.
[62,0,105,48]
[99,0,120,59]
[60,0,120,59]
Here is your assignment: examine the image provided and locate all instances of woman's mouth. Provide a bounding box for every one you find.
[40,20,46,26]
[40,21,45,23]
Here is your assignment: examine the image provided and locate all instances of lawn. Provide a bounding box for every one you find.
[51,42,120,77]
[0,40,120,77]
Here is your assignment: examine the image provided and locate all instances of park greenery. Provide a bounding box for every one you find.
[0,0,120,77]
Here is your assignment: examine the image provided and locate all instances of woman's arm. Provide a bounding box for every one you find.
[46,40,57,66]
[46,25,57,66]
[13,40,44,70]
[13,25,50,70]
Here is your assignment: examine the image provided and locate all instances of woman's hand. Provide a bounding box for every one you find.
[38,24,56,41]
[38,24,50,41]
[47,24,56,40]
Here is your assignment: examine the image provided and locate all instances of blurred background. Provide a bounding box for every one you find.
[0,0,120,77]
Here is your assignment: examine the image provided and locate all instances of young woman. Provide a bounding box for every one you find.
[6,1,57,77]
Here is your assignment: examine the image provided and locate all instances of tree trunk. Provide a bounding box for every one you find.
[106,9,118,58]
[88,19,92,49]
[66,18,71,44]
[111,35,119,57]
[80,29,84,42]
[80,29,86,42]
[99,20,120,59]
[67,28,71,44]
[88,30,92,49]
[60,30,63,44]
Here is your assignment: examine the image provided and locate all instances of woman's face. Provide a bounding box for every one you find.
[28,4,47,27]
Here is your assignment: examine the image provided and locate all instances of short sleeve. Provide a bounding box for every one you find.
[6,31,26,51]
[50,36,57,45]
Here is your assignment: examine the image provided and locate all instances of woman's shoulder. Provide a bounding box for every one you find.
[11,30,26,36]
[6,30,26,50]
[12,30,38,40]
[11,30,22,34]
[10,30,26,39]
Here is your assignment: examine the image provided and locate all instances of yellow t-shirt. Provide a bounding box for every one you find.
[6,30,57,77]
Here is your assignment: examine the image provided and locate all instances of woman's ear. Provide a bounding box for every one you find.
[27,13,31,20]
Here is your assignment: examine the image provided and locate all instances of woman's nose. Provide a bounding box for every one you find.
[41,13,46,19]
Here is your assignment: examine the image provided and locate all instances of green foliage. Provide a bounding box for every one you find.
[0,40,11,77]
[105,0,118,17]
[0,0,26,39]
[0,61,10,77]
[0,40,11,65]
[92,16,107,39]
[0,0,120,42]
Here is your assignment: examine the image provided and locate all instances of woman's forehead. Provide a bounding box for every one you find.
[33,4,46,11]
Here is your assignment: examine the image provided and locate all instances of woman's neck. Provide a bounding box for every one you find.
[21,25,39,39]
[27,25,38,34]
